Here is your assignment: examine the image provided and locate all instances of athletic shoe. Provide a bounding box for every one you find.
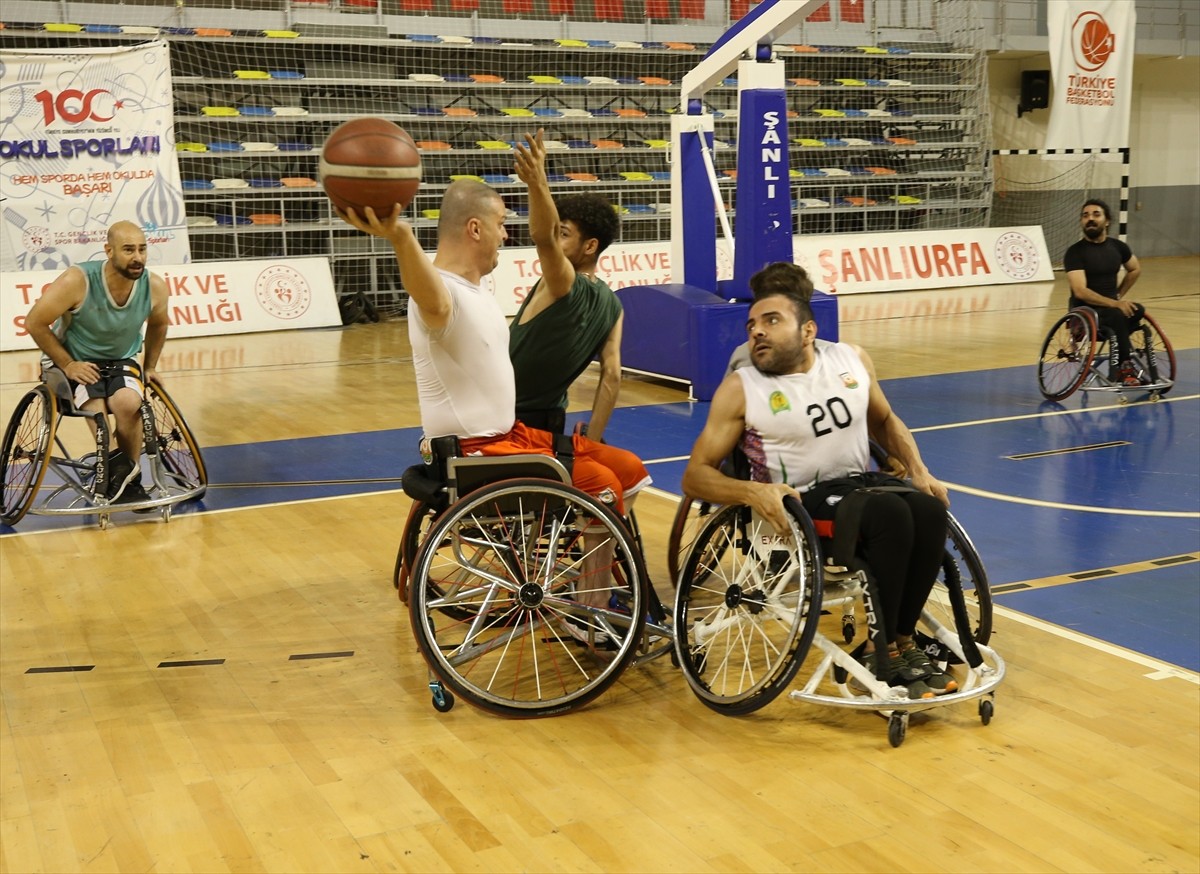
[1117,361,1146,387]
[848,644,935,699]
[115,479,158,513]
[559,614,617,651]
[900,645,958,694]
[105,451,139,499]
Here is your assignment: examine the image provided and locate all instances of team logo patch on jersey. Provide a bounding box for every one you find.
[840,372,859,389]
[768,390,791,414]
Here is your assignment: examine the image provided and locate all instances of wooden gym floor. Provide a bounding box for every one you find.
[1,256,1197,873]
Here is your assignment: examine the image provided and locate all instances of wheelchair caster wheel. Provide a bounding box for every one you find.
[1149,392,1161,402]
[841,616,855,644]
[430,681,454,713]
[979,698,994,726]
[887,711,907,748]
[1117,394,1129,405]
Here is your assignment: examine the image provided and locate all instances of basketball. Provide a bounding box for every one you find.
[319,117,421,217]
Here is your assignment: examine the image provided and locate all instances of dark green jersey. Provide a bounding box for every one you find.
[509,272,622,411]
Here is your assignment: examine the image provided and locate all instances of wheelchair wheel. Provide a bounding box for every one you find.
[1,385,56,526]
[408,478,648,717]
[146,380,207,496]
[666,495,716,586]
[1038,309,1097,401]
[1130,312,1176,393]
[673,496,823,716]
[919,513,993,659]
[394,499,441,596]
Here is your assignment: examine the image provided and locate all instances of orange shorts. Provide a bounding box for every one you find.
[459,421,651,515]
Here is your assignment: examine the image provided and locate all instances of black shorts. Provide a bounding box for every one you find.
[63,359,143,408]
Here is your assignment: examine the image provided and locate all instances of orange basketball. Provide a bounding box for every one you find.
[320,117,421,216]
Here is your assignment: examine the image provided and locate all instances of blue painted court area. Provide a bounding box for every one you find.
[5,351,1197,671]
[995,566,1200,672]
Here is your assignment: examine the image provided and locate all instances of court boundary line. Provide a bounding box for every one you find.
[991,602,1200,684]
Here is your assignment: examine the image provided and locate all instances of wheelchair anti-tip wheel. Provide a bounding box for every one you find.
[0,385,56,526]
[673,496,824,716]
[1038,309,1098,401]
[407,477,649,717]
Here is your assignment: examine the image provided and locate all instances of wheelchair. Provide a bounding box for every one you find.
[396,437,673,717]
[0,365,207,529]
[1038,305,1175,403]
[670,458,1003,747]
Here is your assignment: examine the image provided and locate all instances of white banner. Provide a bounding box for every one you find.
[1046,1,1136,150]
[0,41,191,272]
[789,226,1055,294]
[484,225,1051,312]
[1,257,340,351]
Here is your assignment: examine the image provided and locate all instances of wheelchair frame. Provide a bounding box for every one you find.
[672,495,1004,747]
[398,450,672,717]
[0,369,207,529]
[1038,306,1176,403]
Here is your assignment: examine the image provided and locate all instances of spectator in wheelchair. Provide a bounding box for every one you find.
[337,180,651,618]
[682,262,956,699]
[24,220,170,504]
[1064,198,1146,385]
[508,129,624,441]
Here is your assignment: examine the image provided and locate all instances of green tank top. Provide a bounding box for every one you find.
[62,260,152,361]
[509,272,622,411]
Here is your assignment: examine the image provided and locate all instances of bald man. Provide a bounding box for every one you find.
[26,221,170,503]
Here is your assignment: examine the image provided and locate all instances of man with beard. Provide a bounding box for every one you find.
[681,262,956,699]
[1063,198,1145,384]
[25,221,170,502]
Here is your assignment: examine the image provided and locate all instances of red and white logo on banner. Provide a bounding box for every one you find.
[1071,11,1116,71]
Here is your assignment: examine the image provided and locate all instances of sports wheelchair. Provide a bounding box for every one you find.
[396,437,673,717]
[668,450,1003,747]
[1038,306,1175,403]
[0,365,207,529]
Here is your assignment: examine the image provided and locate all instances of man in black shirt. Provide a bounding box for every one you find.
[1062,199,1144,384]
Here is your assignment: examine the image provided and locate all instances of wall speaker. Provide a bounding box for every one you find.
[1019,70,1050,117]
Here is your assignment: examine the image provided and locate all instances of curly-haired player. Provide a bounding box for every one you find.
[509,129,625,440]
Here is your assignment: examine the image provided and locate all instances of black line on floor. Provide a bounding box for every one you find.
[157,658,226,668]
[1151,554,1197,566]
[1068,569,1118,580]
[991,583,1031,594]
[25,665,95,674]
[289,651,355,660]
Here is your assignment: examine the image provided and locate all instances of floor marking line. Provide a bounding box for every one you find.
[289,651,355,660]
[990,602,1200,684]
[1006,441,1130,460]
[992,554,1198,593]
[157,658,225,668]
[25,665,95,674]
[909,392,1199,433]
[942,480,1200,518]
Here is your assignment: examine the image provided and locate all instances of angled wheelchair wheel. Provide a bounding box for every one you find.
[1,385,56,526]
[146,380,207,496]
[919,513,992,660]
[666,495,717,586]
[673,496,823,716]
[1038,309,1097,401]
[1130,312,1176,394]
[407,478,648,717]
[394,499,441,596]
